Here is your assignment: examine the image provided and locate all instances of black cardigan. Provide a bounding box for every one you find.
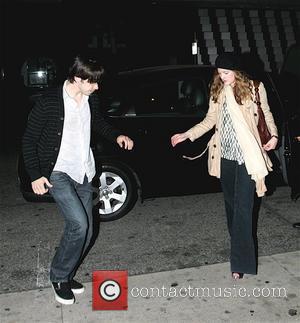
[22,86,121,182]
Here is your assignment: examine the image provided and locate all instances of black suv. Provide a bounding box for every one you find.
[18,65,294,221]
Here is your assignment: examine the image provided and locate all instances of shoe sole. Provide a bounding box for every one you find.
[71,287,85,294]
[52,285,75,305]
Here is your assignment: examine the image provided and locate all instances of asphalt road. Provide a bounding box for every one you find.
[0,150,299,294]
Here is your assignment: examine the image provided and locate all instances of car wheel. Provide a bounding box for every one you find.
[92,163,138,221]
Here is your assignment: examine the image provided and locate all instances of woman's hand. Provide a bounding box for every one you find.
[171,133,189,147]
[263,136,278,151]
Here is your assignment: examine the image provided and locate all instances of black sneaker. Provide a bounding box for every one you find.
[70,279,85,294]
[51,282,75,305]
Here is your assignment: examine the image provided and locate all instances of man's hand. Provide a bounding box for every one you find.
[116,135,134,150]
[31,177,53,195]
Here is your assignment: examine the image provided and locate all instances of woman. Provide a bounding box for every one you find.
[171,52,278,279]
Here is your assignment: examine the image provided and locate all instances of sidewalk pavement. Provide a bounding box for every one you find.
[1,250,299,323]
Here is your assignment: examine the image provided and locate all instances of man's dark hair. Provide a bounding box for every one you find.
[67,55,105,83]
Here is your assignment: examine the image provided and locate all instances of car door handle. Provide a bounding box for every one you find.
[138,129,148,135]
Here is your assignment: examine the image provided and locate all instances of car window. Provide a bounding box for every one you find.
[99,79,135,116]
[135,78,208,117]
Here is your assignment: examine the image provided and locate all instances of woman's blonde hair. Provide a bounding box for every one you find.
[210,70,252,105]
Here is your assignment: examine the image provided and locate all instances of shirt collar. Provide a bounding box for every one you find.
[63,80,89,105]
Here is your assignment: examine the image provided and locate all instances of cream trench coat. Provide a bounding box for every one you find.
[185,81,278,196]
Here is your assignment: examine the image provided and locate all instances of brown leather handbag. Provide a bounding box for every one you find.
[253,80,272,145]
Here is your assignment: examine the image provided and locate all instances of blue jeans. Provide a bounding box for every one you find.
[220,159,257,275]
[48,171,93,282]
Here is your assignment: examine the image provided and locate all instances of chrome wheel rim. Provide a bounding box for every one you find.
[93,171,127,215]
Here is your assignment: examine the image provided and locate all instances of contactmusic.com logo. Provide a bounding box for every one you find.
[92,271,128,310]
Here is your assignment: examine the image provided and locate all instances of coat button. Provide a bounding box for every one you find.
[50,162,54,165]
[54,147,58,151]
[57,132,61,136]
[212,156,214,159]
[254,113,257,116]
[213,144,216,148]
[60,117,64,120]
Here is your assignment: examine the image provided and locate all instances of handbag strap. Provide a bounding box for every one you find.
[253,79,261,107]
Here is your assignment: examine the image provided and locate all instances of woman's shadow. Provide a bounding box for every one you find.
[253,195,262,273]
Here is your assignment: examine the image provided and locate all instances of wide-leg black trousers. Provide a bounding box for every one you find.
[220,158,257,275]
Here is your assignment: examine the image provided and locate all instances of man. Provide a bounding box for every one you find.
[22,55,134,305]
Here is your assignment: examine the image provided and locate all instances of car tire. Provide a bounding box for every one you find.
[92,162,138,222]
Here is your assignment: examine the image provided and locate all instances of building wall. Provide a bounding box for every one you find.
[194,7,300,72]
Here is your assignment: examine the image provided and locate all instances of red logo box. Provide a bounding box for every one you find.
[92,270,128,310]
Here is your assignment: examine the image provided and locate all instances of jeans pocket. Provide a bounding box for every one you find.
[49,171,70,195]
